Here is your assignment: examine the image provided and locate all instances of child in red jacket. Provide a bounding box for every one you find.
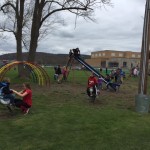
[87,72,98,96]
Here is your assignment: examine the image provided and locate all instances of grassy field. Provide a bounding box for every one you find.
[0,67,150,150]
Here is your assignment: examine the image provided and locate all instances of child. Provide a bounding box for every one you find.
[0,77,15,105]
[105,74,111,82]
[97,77,103,91]
[13,82,32,115]
[54,66,58,80]
[87,72,98,96]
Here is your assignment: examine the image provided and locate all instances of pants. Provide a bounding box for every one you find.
[87,86,96,97]
[14,99,31,111]
[54,74,58,80]
[3,94,15,104]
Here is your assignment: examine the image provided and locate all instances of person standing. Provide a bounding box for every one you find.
[100,67,102,73]
[133,67,138,77]
[57,65,63,83]
[105,67,108,74]
[54,66,58,80]
[62,66,68,81]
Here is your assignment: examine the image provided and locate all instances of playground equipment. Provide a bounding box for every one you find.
[66,48,120,92]
[0,61,50,86]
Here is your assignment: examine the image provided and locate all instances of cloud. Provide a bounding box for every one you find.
[0,33,16,54]
[0,0,146,55]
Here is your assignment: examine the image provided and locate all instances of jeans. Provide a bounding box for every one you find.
[3,94,15,104]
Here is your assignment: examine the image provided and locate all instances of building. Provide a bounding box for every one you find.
[85,50,141,68]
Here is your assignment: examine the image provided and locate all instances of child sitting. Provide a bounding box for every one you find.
[87,72,98,96]
[0,77,15,105]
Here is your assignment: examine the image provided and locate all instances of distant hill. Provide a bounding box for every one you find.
[0,52,90,66]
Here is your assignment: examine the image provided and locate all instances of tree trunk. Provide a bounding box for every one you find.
[28,0,43,63]
[16,0,26,77]
[16,33,24,77]
[28,29,39,62]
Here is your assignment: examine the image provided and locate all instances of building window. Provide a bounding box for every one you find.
[102,53,105,56]
[95,54,98,57]
[138,55,141,58]
[99,53,101,57]
[92,54,94,58]
[119,53,123,57]
[123,62,127,67]
[111,53,115,56]
[132,54,135,58]
[108,62,119,67]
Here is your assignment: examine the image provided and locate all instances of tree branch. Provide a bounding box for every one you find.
[40,6,89,27]
[1,2,16,13]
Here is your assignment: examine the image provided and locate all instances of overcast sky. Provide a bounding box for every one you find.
[0,0,146,55]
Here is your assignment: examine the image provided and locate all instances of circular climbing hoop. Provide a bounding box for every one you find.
[0,61,50,86]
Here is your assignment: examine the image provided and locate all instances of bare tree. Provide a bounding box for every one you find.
[0,0,29,76]
[0,0,111,64]
[0,0,26,61]
[28,0,111,62]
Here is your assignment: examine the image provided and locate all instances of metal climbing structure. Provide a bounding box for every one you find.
[66,48,120,91]
[0,61,50,86]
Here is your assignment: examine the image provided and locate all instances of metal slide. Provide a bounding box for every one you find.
[74,56,107,83]
[67,51,120,91]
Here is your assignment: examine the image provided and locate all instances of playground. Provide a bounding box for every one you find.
[0,66,150,150]
[0,0,148,149]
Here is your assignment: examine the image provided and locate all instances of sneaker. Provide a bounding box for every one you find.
[24,108,29,115]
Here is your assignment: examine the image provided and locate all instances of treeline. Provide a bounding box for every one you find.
[0,52,90,66]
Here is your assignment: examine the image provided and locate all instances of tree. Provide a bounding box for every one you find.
[0,0,111,65]
[28,0,111,62]
[0,0,29,76]
[0,0,26,61]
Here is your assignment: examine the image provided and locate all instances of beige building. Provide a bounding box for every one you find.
[85,50,141,68]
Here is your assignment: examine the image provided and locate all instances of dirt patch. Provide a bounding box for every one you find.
[0,111,14,119]
[0,79,138,119]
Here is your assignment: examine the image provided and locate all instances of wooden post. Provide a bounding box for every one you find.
[138,0,150,94]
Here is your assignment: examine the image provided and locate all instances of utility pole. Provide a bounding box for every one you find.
[136,0,150,113]
[139,0,150,94]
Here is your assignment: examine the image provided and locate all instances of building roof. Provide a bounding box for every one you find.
[92,50,141,54]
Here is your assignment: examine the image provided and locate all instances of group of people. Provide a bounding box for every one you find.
[54,65,69,83]
[105,68,125,84]
[87,68,123,96]
[69,48,80,57]
[0,77,32,115]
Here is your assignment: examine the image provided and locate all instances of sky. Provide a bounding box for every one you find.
[0,0,146,55]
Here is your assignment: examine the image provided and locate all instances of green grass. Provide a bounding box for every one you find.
[0,67,150,150]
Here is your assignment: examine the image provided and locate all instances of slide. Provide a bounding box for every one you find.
[74,56,107,83]
[66,49,120,91]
